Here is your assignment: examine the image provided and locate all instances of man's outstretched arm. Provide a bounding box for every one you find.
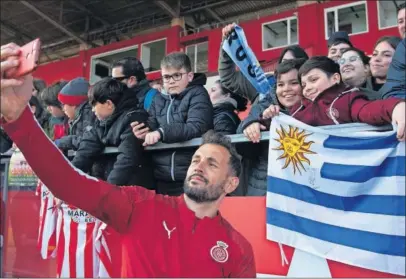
[1,107,151,233]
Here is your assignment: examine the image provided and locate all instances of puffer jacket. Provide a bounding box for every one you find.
[213,98,240,135]
[56,102,96,151]
[148,73,214,195]
[72,89,153,188]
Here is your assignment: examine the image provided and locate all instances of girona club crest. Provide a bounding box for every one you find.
[210,241,229,263]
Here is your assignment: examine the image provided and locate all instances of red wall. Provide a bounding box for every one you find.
[34,54,85,85]
[34,0,400,84]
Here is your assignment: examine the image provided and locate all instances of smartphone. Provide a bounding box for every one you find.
[6,38,41,78]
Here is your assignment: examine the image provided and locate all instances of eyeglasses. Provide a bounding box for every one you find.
[337,55,361,66]
[112,76,130,81]
[162,72,187,83]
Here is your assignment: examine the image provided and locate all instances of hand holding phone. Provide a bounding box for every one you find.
[5,38,40,78]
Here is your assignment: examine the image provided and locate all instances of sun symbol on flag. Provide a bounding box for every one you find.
[273,125,316,174]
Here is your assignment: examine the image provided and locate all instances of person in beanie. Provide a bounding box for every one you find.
[55,77,96,151]
[40,80,69,140]
[327,31,353,62]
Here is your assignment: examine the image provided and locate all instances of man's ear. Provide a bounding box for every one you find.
[130,76,138,85]
[187,72,194,82]
[224,176,239,194]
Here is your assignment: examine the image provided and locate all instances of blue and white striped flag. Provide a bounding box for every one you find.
[266,114,405,276]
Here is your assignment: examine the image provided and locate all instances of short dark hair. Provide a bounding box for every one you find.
[215,80,248,112]
[374,36,402,51]
[88,77,126,107]
[341,47,370,65]
[201,130,241,177]
[398,2,405,13]
[298,56,341,82]
[161,52,192,72]
[278,45,309,64]
[29,95,46,119]
[111,57,147,82]
[41,80,68,108]
[33,78,46,92]
[275,58,307,80]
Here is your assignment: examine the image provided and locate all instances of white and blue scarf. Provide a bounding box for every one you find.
[222,25,272,101]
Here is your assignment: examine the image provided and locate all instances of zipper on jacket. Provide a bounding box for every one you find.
[166,97,174,124]
[71,108,83,132]
[170,151,176,181]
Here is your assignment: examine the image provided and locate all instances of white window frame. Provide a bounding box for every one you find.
[89,45,139,84]
[377,1,401,30]
[185,41,208,72]
[140,38,167,73]
[261,16,299,51]
[324,1,369,39]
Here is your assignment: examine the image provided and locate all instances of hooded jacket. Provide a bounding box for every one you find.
[289,83,402,126]
[213,98,240,135]
[56,102,96,151]
[72,89,152,188]
[147,73,213,195]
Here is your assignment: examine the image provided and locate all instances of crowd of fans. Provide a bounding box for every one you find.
[1,4,405,197]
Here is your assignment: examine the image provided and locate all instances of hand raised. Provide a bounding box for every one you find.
[1,43,33,123]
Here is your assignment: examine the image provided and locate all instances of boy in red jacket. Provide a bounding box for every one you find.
[263,56,405,141]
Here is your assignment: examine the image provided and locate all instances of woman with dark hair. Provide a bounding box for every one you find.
[369,36,402,91]
[266,56,405,141]
[278,45,309,64]
[339,47,380,100]
[209,80,247,135]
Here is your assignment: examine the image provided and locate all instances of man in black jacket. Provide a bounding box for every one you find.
[111,57,157,112]
[71,77,153,188]
[132,52,214,196]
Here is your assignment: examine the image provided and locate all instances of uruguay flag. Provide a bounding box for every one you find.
[266,114,405,276]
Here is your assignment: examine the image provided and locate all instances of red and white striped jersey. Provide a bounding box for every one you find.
[56,203,104,278]
[36,181,58,259]
[95,222,113,278]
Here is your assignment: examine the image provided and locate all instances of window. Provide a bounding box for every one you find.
[262,17,298,50]
[325,1,368,39]
[186,42,208,73]
[89,45,138,85]
[378,0,404,29]
[140,39,166,73]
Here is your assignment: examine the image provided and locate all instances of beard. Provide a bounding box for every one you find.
[183,174,225,203]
